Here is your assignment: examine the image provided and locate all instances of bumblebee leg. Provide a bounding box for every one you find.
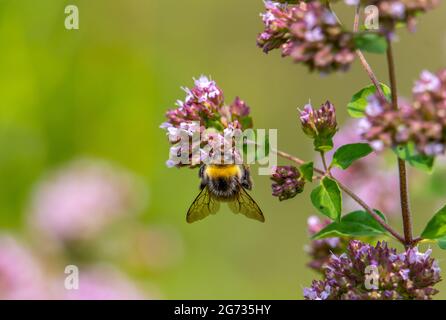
[241,166,253,190]
[199,165,205,179]
[199,165,207,190]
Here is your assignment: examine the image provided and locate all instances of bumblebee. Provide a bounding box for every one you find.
[186,164,265,223]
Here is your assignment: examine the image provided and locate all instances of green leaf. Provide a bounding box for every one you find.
[299,162,314,182]
[354,32,388,54]
[310,177,342,221]
[421,204,446,240]
[373,209,387,222]
[393,142,434,172]
[347,83,391,118]
[239,116,253,130]
[332,143,373,169]
[438,237,446,250]
[205,118,225,131]
[312,210,389,240]
[314,136,333,152]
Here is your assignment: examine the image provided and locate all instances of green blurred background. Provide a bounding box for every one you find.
[1,0,446,299]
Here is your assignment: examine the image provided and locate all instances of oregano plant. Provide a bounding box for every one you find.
[161,0,444,300]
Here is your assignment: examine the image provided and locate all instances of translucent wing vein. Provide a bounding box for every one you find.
[228,185,265,223]
[186,186,220,223]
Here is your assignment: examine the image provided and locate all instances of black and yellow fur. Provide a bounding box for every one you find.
[186,164,264,223]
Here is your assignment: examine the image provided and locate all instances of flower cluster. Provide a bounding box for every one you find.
[270,166,305,201]
[257,1,356,73]
[299,100,338,151]
[304,240,441,300]
[162,121,203,168]
[165,76,224,127]
[305,216,349,273]
[163,76,251,131]
[360,69,446,156]
[346,0,440,34]
[161,76,253,168]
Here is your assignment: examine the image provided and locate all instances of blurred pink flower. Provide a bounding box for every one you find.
[320,120,399,215]
[56,265,147,300]
[344,172,399,214]
[29,159,148,242]
[0,235,47,299]
[305,216,348,273]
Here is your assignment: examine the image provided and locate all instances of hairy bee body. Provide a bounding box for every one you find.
[200,164,250,201]
[186,164,264,223]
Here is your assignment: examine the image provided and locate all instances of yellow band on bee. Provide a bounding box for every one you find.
[205,165,241,179]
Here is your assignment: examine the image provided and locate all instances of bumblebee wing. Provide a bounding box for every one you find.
[186,186,220,223]
[228,185,265,223]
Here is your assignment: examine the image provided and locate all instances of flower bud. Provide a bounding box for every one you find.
[270,166,305,201]
[299,101,337,151]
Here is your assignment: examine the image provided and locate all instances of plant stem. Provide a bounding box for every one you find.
[353,4,361,31]
[351,7,413,247]
[336,179,406,244]
[274,149,406,245]
[292,5,414,247]
[386,38,414,247]
[353,5,385,98]
[274,149,306,166]
[320,151,329,172]
[326,2,342,25]
[329,4,384,98]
